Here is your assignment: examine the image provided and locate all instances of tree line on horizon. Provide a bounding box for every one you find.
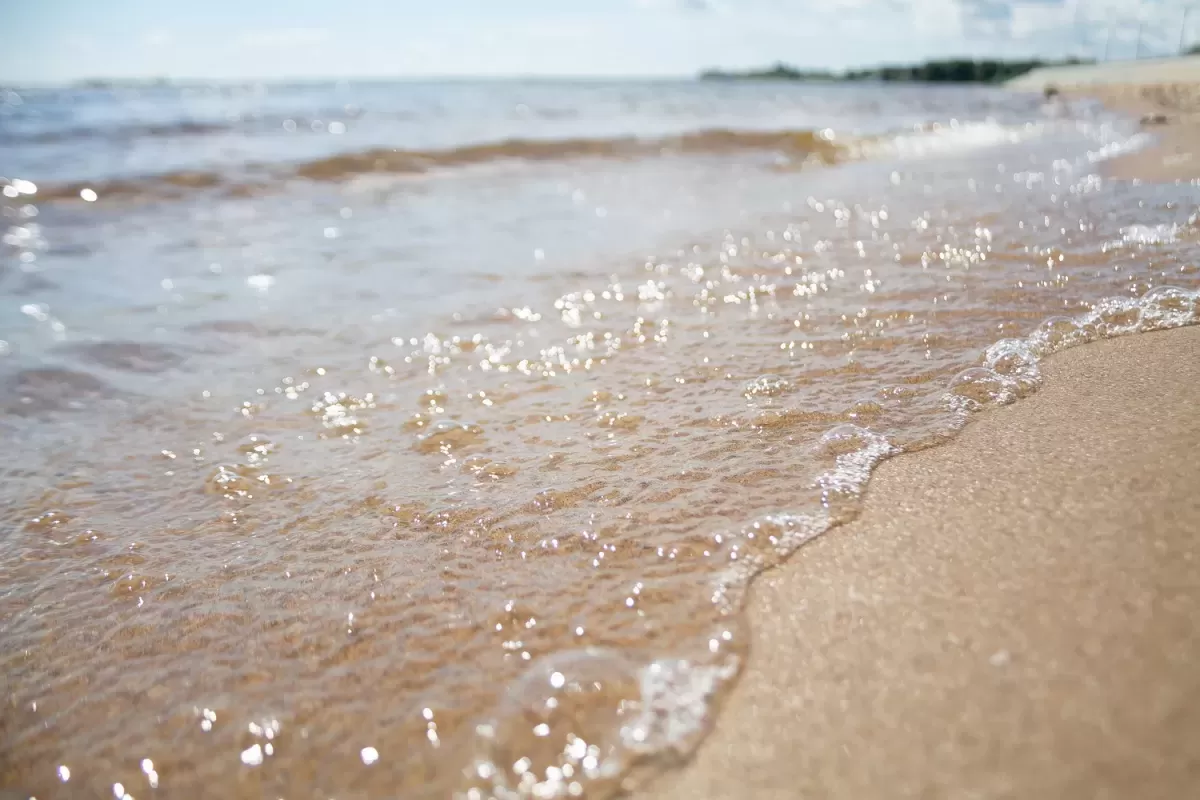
[700,58,1094,84]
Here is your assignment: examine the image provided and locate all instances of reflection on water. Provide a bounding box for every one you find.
[1,80,1198,798]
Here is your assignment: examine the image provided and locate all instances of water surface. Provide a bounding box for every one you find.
[2,79,1198,799]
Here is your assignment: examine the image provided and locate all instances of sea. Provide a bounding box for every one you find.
[1,78,1198,799]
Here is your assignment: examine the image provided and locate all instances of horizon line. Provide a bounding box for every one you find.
[6,52,1190,89]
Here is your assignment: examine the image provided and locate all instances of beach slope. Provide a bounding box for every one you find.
[640,325,1200,799]
[1007,56,1200,181]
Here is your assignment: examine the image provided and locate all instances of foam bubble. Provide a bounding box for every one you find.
[817,423,876,457]
[1120,223,1178,246]
[1139,285,1197,330]
[1028,316,1089,354]
[743,375,792,398]
[465,648,643,798]
[621,657,736,755]
[945,367,1018,414]
[981,339,1041,395]
[955,286,1200,421]
[1092,296,1143,334]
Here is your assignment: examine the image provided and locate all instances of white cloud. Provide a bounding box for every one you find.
[1010,4,1069,39]
[236,28,329,47]
[911,0,966,37]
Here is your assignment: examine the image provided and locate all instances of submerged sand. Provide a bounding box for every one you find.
[640,324,1200,799]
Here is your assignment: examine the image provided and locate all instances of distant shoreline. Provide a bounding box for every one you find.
[700,58,1091,84]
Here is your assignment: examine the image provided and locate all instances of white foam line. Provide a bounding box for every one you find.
[615,284,1200,796]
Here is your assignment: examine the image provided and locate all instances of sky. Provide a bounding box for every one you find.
[0,0,1194,83]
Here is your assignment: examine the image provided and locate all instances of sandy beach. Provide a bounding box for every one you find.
[4,56,1198,798]
[638,63,1200,799]
[1010,55,1200,181]
[639,324,1200,800]
[1088,83,1200,182]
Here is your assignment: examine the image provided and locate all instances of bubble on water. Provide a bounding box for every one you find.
[742,375,792,398]
[811,427,893,526]
[1120,223,1177,245]
[945,367,1018,414]
[205,464,257,498]
[596,411,642,430]
[402,411,433,431]
[461,456,518,480]
[463,648,737,796]
[1092,296,1143,335]
[817,423,875,457]
[465,648,643,798]
[310,391,374,436]
[846,397,884,421]
[622,657,736,756]
[414,419,485,454]
[1138,285,1196,330]
[1141,285,1192,313]
[480,461,518,479]
[712,425,893,610]
[981,339,1041,395]
[709,513,827,583]
[237,433,276,462]
[1028,315,1088,355]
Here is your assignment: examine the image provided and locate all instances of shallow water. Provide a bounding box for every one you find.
[1,80,1198,799]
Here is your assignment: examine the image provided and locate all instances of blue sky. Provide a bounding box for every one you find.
[0,0,1193,83]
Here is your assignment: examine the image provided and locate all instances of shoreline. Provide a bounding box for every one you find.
[638,323,1200,799]
[1004,56,1200,182]
[1084,83,1200,182]
[634,68,1200,797]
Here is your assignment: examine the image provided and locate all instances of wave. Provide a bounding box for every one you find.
[19,120,1052,204]
[33,170,226,202]
[296,128,841,180]
[25,128,843,203]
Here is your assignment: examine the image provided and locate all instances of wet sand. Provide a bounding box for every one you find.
[633,68,1200,800]
[639,323,1200,800]
[1007,56,1200,182]
[1089,83,1200,182]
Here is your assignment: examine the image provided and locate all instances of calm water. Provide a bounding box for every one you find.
[1,80,1198,799]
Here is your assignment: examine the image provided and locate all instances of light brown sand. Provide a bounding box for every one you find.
[639,326,1200,799]
[1085,83,1200,182]
[1006,55,1200,92]
[1008,58,1200,182]
[1005,57,1200,182]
